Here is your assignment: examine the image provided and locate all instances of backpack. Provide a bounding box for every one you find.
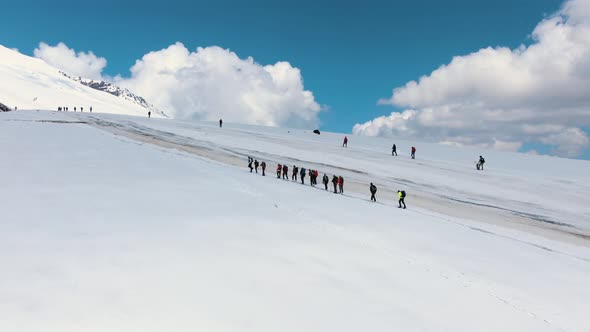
[401,190,406,198]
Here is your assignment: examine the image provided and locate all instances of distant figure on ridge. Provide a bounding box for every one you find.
[219,119,223,128]
[370,183,377,202]
[411,146,416,159]
[392,144,397,156]
[90,106,92,113]
[342,136,348,148]
[477,156,486,170]
[81,107,83,112]
[148,111,151,118]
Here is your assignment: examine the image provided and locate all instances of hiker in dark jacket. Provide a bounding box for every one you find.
[398,190,407,209]
[332,175,338,193]
[308,169,314,186]
[300,167,306,184]
[292,166,298,181]
[254,160,259,173]
[261,161,266,176]
[477,156,486,170]
[370,183,377,202]
[282,164,289,179]
[248,158,254,173]
[392,144,397,156]
[323,174,329,190]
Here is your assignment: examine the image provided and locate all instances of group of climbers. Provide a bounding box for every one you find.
[248,157,267,176]
[247,157,348,196]
[247,156,409,208]
[57,106,92,113]
[243,133,491,210]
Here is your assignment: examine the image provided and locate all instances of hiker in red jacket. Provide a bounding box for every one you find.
[342,136,348,147]
[338,176,344,194]
[411,146,416,159]
[277,164,282,178]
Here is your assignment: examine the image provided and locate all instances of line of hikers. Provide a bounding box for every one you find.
[247,156,407,207]
[57,106,92,112]
[248,157,346,194]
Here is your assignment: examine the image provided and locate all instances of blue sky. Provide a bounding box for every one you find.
[5,0,589,159]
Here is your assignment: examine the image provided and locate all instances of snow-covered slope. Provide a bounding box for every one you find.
[75,111,590,238]
[1,110,589,332]
[0,45,165,117]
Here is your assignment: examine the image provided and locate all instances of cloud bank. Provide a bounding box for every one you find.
[353,0,590,157]
[34,42,107,80]
[34,42,321,128]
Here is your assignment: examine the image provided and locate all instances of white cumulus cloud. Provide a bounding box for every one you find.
[115,42,321,127]
[354,0,590,157]
[34,42,107,80]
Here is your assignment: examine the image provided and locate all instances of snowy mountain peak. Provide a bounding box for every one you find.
[0,101,12,112]
[59,71,168,118]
